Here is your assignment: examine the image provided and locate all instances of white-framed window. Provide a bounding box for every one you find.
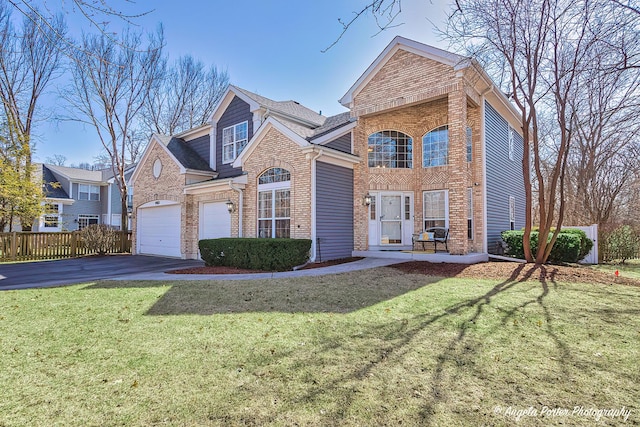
[78,184,100,201]
[423,125,449,167]
[222,121,248,164]
[368,130,413,168]
[468,188,473,239]
[423,190,448,230]
[78,214,99,230]
[466,126,473,162]
[44,203,60,228]
[257,168,291,238]
[509,196,516,230]
[508,126,515,161]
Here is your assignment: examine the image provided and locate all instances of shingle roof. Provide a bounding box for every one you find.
[45,164,104,182]
[307,112,353,141]
[41,165,70,199]
[232,86,326,127]
[166,137,214,172]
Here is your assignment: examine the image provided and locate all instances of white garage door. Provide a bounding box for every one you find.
[200,202,231,239]
[137,203,181,257]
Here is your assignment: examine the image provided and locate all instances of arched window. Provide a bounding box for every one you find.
[423,126,448,167]
[367,130,412,168]
[258,168,291,238]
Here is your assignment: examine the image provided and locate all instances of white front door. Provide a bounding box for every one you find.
[368,192,414,247]
[200,201,231,239]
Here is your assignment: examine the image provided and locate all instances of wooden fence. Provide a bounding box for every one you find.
[0,231,132,262]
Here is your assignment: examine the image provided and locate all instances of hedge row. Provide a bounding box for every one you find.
[198,238,311,271]
[501,229,593,263]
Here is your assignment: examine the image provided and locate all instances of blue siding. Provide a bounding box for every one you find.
[315,161,354,261]
[324,133,352,153]
[485,101,525,252]
[188,134,210,165]
[58,183,103,231]
[216,96,253,178]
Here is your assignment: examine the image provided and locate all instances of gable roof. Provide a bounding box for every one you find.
[45,164,106,184]
[232,86,326,127]
[339,36,468,107]
[41,164,71,199]
[166,137,214,172]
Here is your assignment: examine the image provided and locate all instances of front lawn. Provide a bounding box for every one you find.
[0,266,638,426]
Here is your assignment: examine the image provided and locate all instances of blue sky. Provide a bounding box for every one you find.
[33,0,451,165]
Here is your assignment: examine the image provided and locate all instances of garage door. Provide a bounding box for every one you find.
[200,202,231,239]
[137,203,181,257]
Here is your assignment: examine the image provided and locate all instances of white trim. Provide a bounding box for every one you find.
[131,134,190,185]
[340,36,465,107]
[422,189,449,230]
[183,175,247,195]
[222,121,248,164]
[107,182,112,226]
[301,145,360,170]
[232,117,311,168]
[209,86,261,124]
[309,150,323,261]
[309,120,357,145]
[209,125,216,170]
[481,97,488,254]
[174,123,211,140]
[138,199,180,209]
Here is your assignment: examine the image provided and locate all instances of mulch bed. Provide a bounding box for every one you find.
[392,261,640,286]
[166,257,638,287]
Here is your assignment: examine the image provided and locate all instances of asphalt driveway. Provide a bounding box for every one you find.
[0,255,204,290]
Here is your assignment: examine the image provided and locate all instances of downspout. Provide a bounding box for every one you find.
[309,148,323,262]
[228,180,243,237]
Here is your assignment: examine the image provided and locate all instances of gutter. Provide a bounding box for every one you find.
[308,148,323,262]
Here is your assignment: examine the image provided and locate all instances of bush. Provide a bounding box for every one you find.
[561,228,594,261]
[501,229,589,263]
[601,225,640,263]
[81,224,117,255]
[199,238,312,271]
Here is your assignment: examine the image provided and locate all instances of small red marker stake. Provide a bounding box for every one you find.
[615,270,619,277]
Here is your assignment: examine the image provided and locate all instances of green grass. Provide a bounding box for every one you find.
[594,259,640,280]
[1,267,639,426]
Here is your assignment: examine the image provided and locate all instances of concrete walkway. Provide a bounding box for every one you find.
[111,257,406,281]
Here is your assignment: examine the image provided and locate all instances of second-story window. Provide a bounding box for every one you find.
[222,121,248,164]
[78,184,100,201]
[423,125,448,167]
[367,130,413,169]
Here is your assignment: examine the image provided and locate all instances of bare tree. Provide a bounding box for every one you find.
[443,0,639,263]
[63,28,164,232]
[142,55,229,136]
[0,2,65,229]
[45,154,67,166]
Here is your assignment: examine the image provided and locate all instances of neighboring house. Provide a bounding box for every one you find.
[35,163,136,231]
[131,36,525,261]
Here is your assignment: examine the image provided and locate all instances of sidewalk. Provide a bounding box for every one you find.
[111,257,406,281]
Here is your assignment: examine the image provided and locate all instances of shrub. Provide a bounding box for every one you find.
[81,224,117,255]
[199,238,311,271]
[561,228,594,261]
[501,229,587,263]
[601,225,640,263]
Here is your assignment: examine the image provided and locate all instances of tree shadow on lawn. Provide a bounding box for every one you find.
[85,268,444,315]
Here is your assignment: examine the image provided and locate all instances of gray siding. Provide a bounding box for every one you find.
[324,133,352,153]
[315,161,354,261]
[485,101,526,252]
[187,134,210,165]
[216,96,253,178]
[59,183,104,231]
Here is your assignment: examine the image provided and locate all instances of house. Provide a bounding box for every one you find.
[34,163,136,231]
[131,36,525,261]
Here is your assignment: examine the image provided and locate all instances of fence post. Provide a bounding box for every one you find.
[11,231,17,261]
[71,232,77,257]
